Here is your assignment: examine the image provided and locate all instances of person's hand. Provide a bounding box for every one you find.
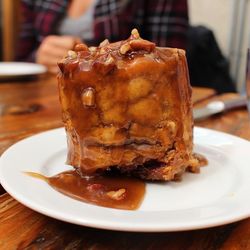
[36,35,81,74]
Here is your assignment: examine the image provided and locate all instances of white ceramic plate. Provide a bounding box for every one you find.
[0,62,46,78]
[0,127,249,232]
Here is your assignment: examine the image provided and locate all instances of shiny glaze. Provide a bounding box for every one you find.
[57,29,196,181]
[25,170,145,210]
[24,151,207,210]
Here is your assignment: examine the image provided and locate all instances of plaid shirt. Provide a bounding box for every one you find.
[16,0,189,61]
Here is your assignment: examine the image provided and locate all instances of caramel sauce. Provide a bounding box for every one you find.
[25,170,145,210]
[24,153,206,211]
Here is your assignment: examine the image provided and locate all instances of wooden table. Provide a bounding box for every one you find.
[0,76,250,249]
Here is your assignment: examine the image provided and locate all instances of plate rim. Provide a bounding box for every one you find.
[0,126,249,232]
[0,62,47,77]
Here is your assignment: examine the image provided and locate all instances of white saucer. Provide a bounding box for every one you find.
[0,127,249,232]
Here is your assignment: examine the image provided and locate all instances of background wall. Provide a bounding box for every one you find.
[189,0,250,93]
[189,0,231,56]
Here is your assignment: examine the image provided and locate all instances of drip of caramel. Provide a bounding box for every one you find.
[25,170,145,210]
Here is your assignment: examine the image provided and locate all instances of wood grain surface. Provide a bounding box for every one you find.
[0,76,249,249]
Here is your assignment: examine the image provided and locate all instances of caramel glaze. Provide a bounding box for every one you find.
[24,151,207,211]
[57,29,199,181]
[25,170,145,210]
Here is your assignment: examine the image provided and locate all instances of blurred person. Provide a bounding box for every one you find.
[15,0,189,74]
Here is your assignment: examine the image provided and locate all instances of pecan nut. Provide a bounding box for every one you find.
[89,46,97,53]
[129,39,155,52]
[67,50,77,59]
[120,43,131,55]
[106,188,126,200]
[99,39,109,47]
[131,28,140,39]
[74,43,88,52]
[81,87,95,107]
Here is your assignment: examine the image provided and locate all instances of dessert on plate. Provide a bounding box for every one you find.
[58,29,202,181]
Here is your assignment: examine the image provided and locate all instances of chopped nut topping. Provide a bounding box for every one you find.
[67,50,77,59]
[100,39,109,47]
[129,39,155,52]
[89,46,97,52]
[74,43,88,52]
[99,47,106,55]
[106,188,126,200]
[105,54,114,65]
[120,43,131,55]
[131,28,140,39]
[81,87,95,107]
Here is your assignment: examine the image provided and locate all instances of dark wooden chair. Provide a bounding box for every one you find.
[1,0,20,61]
